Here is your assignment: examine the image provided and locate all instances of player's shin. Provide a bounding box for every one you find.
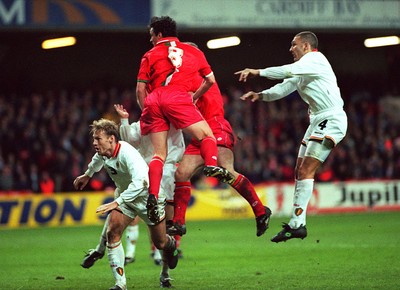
[289,179,314,228]
[107,240,126,288]
[199,136,218,166]
[148,156,165,199]
[231,174,265,217]
[173,182,191,225]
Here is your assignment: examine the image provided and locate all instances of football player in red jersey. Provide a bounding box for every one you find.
[136,16,231,224]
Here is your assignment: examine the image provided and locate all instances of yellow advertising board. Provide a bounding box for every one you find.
[0,188,267,229]
[187,188,266,220]
[0,192,113,229]
[3,180,399,229]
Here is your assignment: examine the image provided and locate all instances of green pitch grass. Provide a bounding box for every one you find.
[1,211,399,289]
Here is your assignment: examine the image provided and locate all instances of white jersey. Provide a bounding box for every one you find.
[119,119,185,164]
[259,51,344,115]
[85,141,149,206]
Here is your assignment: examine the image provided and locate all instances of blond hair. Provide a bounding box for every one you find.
[90,118,120,140]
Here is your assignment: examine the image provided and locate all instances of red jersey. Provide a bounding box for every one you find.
[137,37,213,94]
[192,76,225,120]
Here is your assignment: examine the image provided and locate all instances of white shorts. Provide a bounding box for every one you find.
[116,190,166,226]
[160,163,178,202]
[298,109,347,161]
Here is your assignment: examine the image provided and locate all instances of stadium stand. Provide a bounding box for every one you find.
[1,84,399,193]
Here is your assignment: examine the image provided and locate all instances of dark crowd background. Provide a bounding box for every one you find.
[1,29,400,194]
[1,81,399,194]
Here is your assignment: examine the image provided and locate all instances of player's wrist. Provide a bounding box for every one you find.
[259,68,268,78]
[115,197,123,205]
[84,170,94,178]
[120,119,129,125]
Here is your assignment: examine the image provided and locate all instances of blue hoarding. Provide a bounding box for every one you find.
[0,0,150,29]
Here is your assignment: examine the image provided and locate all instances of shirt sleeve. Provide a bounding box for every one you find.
[288,52,322,76]
[259,78,298,102]
[259,52,320,80]
[137,54,150,83]
[119,120,142,149]
[259,64,294,80]
[84,153,104,177]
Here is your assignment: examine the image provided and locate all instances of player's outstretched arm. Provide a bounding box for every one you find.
[240,91,262,102]
[234,68,260,82]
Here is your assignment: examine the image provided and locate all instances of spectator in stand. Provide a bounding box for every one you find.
[0,164,14,191]
[29,164,40,193]
[39,171,55,195]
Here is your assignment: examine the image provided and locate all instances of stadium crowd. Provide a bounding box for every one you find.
[0,85,399,194]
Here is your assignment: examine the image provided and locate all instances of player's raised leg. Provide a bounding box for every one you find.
[218,147,272,237]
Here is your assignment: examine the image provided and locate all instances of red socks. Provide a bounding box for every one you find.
[200,136,218,166]
[175,234,181,249]
[148,156,164,198]
[173,181,192,225]
[231,174,265,217]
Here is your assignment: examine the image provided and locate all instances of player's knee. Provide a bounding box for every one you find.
[106,230,121,244]
[152,238,165,250]
[217,160,233,172]
[175,169,190,182]
[296,166,310,180]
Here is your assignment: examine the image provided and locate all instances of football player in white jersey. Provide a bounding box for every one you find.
[117,104,184,287]
[236,31,348,243]
[73,118,180,290]
[77,105,185,288]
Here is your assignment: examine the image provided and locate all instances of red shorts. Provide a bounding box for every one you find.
[185,116,236,154]
[140,86,204,135]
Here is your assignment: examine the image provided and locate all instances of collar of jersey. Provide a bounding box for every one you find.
[111,142,121,158]
[156,37,179,46]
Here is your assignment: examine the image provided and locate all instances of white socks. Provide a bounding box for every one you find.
[125,225,139,259]
[289,179,314,229]
[153,249,162,262]
[107,240,126,289]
